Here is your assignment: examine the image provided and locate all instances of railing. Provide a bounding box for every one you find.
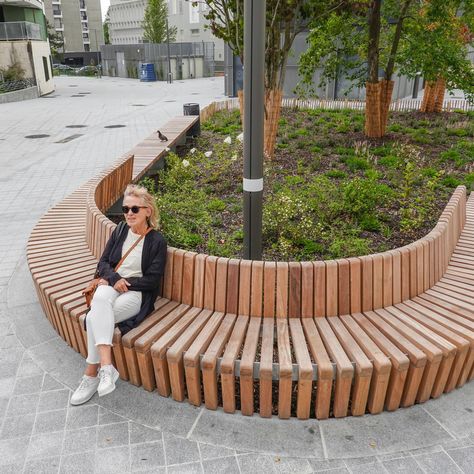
[0,22,44,41]
[0,78,36,94]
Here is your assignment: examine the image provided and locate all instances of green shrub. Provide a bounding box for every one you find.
[441,175,462,188]
[345,157,370,171]
[325,170,347,179]
[378,156,399,168]
[360,214,381,232]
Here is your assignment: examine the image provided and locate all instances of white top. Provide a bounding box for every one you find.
[118,229,144,279]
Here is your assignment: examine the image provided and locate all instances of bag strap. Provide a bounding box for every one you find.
[114,227,152,272]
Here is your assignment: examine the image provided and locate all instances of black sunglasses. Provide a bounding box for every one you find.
[122,205,147,214]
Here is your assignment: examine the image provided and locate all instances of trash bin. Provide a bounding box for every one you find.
[140,63,156,82]
[183,103,200,136]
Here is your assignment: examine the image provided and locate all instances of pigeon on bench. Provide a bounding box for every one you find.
[157,130,168,142]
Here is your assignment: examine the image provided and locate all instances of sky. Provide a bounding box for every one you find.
[101,0,110,21]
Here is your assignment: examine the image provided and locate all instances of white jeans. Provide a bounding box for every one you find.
[86,285,142,364]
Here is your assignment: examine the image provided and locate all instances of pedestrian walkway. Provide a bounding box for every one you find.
[1,76,474,473]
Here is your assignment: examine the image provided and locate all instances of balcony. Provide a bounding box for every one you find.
[0,21,44,41]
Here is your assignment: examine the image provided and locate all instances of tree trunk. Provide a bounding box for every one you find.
[433,77,446,113]
[237,89,244,126]
[365,82,382,138]
[420,81,436,112]
[264,88,283,159]
[379,79,394,136]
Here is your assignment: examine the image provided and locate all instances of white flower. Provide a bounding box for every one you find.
[182,159,190,167]
[190,148,196,154]
[237,132,244,142]
[165,147,170,152]
[204,151,213,158]
[223,136,232,144]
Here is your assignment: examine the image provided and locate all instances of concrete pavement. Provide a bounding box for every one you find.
[1,75,474,473]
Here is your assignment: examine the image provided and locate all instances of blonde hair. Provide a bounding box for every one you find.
[123,184,159,229]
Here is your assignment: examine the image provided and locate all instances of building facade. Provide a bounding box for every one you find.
[43,0,103,52]
[108,0,224,69]
[0,0,54,96]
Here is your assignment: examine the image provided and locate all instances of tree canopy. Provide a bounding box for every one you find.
[143,0,176,44]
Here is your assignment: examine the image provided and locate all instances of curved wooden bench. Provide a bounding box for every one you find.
[28,99,474,419]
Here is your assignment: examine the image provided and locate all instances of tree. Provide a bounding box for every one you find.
[197,0,318,158]
[46,19,64,57]
[143,0,177,44]
[103,8,111,45]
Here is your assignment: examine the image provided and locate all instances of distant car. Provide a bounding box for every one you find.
[53,64,76,71]
[75,65,99,75]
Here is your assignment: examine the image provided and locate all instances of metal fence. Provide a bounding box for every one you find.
[0,78,36,94]
[0,22,44,41]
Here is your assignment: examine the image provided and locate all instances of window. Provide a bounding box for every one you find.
[79,0,86,8]
[84,44,90,51]
[189,1,199,23]
[83,33,89,39]
[190,28,199,35]
[53,8,61,15]
[42,56,50,81]
[54,18,63,29]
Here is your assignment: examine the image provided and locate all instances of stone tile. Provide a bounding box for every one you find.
[6,392,40,416]
[0,396,8,418]
[320,406,451,458]
[441,436,474,450]
[382,456,424,473]
[27,431,64,459]
[66,404,99,430]
[164,433,201,465]
[0,436,29,466]
[413,450,463,473]
[12,373,44,395]
[24,456,60,474]
[0,334,21,349]
[0,377,15,397]
[34,408,67,434]
[0,413,35,439]
[202,456,240,474]
[0,321,13,336]
[94,445,131,474]
[199,442,235,460]
[130,440,165,472]
[60,452,95,474]
[168,461,203,474]
[99,406,128,425]
[62,426,97,454]
[446,446,474,473]
[191,411,324,458]
[349,461,388,474]
[38,389,70,412]
[237,453,277,473]
[0,463,26,473]
[16,355,44,378]
[0,347,24,378]
[272,456,313,473]
[307,459,346,472]
[344,456,378,467]
[42,374,64,391]
[97,421,129,449]
[129,422,162,445]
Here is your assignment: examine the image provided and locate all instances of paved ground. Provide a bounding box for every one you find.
[1,76,474,473]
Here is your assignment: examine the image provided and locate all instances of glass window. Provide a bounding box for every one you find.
[42,56,50,81]
[189,1,198,23]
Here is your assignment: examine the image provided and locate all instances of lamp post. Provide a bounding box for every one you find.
[90,28,101,78]
[166,18,172,83]
[243,0,265,260]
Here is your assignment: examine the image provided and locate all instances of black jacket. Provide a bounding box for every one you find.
[95,221,167,334]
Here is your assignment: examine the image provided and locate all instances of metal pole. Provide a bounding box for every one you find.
[166,18,172,83]
[93,29,101,78]
[243,0,265,260]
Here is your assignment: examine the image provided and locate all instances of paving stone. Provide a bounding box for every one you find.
[382,456,425,473]
[202,455,240,474]
[99,406,128,425]
[130,440,165,472]
[42,374,64,392]
[97,421,130,449]
[0,321,14,336]
[62,426,97,454]
[413,450,463,473]
[129,422,162,445]
[0,348,25,378]
[307,459,346,472]
[38,389,70,412]
[164,433,201,465]
[272,456,313,473]
[60,451,95,474]
[24,456,61,474]
[0,436,29,466]
[446,446,474,473]
[0,377,15,397]
[34,408,67,434]
[0,396,8,418]
[320,406,451,458]
[168,461,203,474]
[343,455,378,467]
[27,431,64,459]
[6,392,40,416]
[0,334,21,349]
[349,461,388,473]
[236,453,278,473]
[94,445,131,474]
[12,373,44,395]
[198,442,235,460]
[16,356,44,378]
[66,404,99,429]
[0,463,26,474]
[0,412,36,439]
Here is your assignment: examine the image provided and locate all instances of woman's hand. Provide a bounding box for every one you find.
[98,278,108,286]
[114,278,131,293]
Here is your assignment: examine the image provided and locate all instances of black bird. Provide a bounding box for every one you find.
[157,130,168,142]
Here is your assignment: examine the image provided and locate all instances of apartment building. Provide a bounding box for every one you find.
[0,0,54,96]
[43,0,103,52]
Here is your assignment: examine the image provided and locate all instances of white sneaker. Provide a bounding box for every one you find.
[98,365,119,397]
[70,375,99,405]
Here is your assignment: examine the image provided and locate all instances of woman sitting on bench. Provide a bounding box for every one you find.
[71,184,167,405]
